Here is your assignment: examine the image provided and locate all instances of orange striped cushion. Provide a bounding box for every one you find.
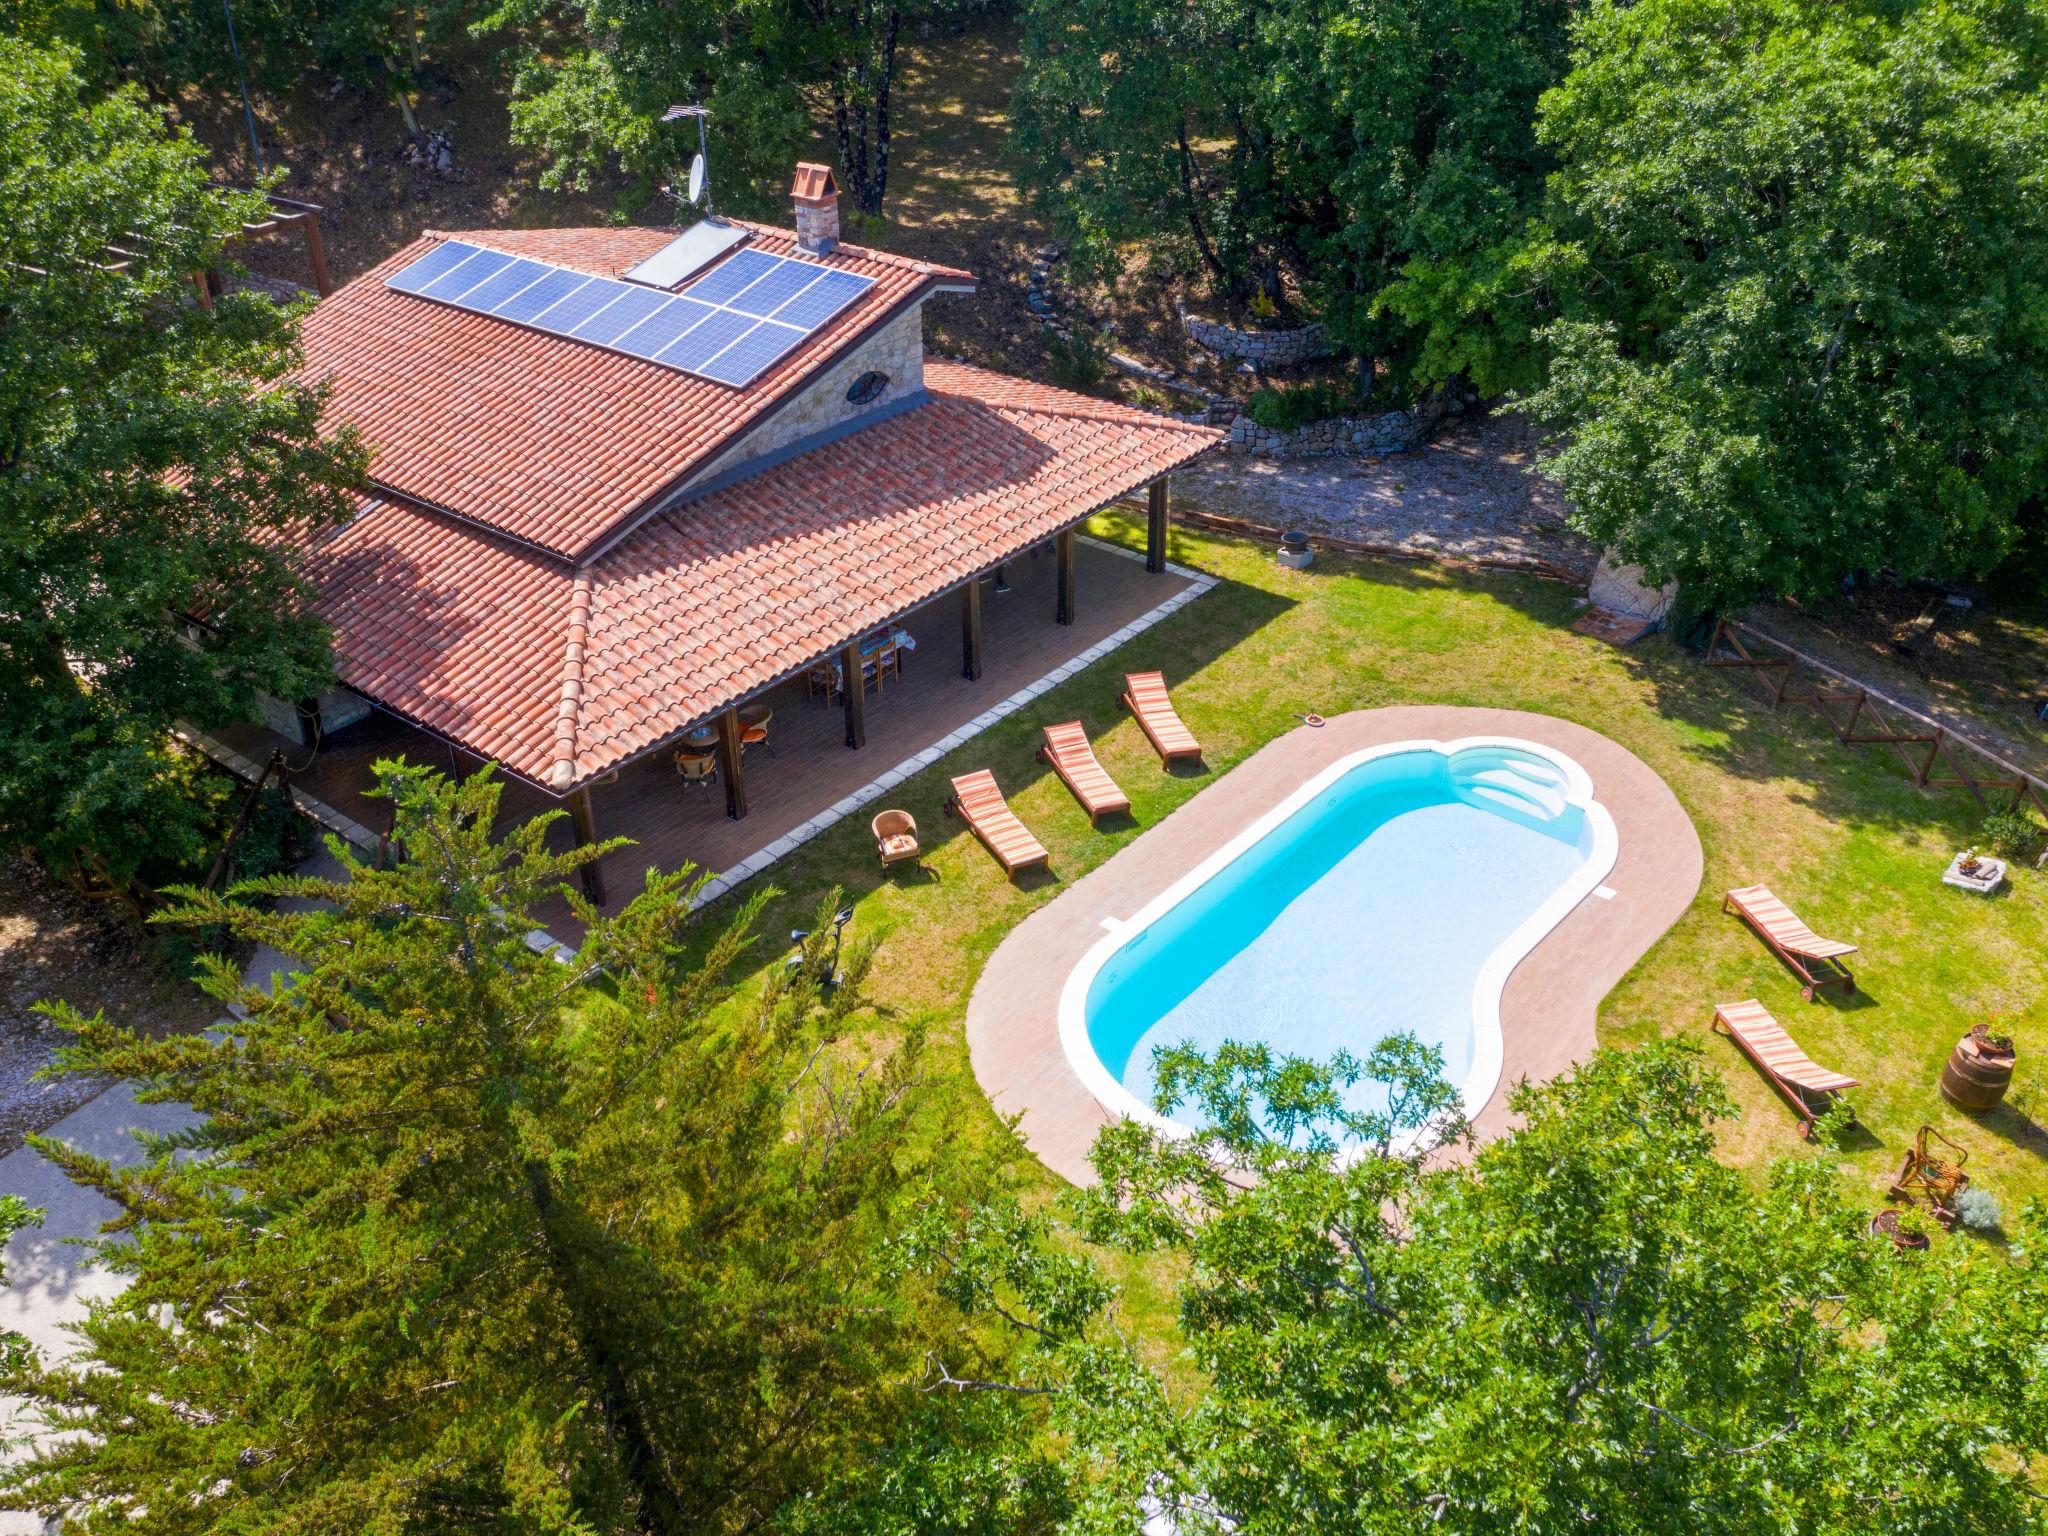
[1044,723,1130,814]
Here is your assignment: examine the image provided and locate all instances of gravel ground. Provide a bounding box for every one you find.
[1174,409,1597,576]
[0,861,218,1156]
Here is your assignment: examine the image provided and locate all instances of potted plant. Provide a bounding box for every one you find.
[1892,1207,1934,1250]
[1941,1019,2018,1112]
[1958,846,1986,878]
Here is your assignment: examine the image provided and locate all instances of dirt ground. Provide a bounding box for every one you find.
[0,862,219,1155]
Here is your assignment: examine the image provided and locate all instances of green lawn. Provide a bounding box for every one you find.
[685,514,2048,1305]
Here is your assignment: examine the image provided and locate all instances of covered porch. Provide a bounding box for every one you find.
[211,525,1198,939]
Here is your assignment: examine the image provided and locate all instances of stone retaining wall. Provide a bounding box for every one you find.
[1225,399,1442,458]
[1180,313,1329,368]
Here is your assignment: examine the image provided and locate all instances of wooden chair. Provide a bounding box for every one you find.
[1711,1000,1858,1137]
[1891,1124,1970,1223]
[1122,671,1202,765]
[1723,884,1858,1000]
[674,749,718,795]
[1039,722,1131,824]
[739,703,775,757]
[807,664,840,706]
[872,809,920,870]
[945,770,1049,876]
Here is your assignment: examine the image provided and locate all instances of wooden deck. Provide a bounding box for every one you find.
[214,538,1193,937]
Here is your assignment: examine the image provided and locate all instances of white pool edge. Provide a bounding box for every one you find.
[1056,735,1621,1148]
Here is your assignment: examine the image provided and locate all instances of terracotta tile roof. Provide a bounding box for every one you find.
[296,222,969,562]
[303,361,1221,791]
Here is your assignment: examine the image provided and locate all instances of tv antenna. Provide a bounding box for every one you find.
[662,104,712,218]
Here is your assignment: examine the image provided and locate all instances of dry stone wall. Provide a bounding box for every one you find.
[1179,312,1329,368]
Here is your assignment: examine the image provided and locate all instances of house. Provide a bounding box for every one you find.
[221,166,1222,908]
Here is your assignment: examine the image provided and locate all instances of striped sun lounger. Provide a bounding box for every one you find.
[1039,722,1131,824]
[1122,671,1201,764]
[946,770,1049,876]
[1713,999,1859,1136]
[1724,883,1858,999]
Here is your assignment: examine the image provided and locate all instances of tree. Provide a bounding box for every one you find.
[1,765,969,1533]
[494,0,939,219]
[1009,0,1571,382]
[1521,0,2048,608]
[891,1038,2048,1533]
[0,34,365,906]
[8,0,481,146]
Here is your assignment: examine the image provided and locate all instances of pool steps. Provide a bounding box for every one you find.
[1450,757,1570,822]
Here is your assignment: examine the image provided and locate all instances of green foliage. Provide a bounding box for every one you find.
[1044,326,1114,396]
[897,1038,2048,1532]
[1981,809,2041,861]
[1,764,976,1533]
[1522,0,2048,608]
[6,0,472,137]
[494,0,951,217]
[0,36,365,904]
[1245,377,1366,432]
[1011,0,1572,381]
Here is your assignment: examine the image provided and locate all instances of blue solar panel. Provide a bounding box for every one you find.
[420,247,515,301]
[678,247,782,307]
[613,298,719,361]
[459,258,553,314]
[569,285,666,345]
[491,267,589,325]
[385,240,486,295]
[770,268,873,330]
[727,260,825,318]
[530,277,634,333]
[659,307,755,370]
[381,240,876,389]
[696,320,808,387]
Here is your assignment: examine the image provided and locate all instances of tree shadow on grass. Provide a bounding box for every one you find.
[1972,1099,2048,1165]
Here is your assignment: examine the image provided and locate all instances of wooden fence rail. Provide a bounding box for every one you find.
[1705,617,2048,861]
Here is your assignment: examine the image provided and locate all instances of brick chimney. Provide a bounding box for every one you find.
[791,162,840,256]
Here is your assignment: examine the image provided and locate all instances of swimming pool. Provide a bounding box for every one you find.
[1059,737,1619,1142]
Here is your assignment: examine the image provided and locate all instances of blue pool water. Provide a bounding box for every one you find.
[1082,745,1596,1134]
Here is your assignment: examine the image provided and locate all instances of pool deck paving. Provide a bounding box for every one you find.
[965,706,1703,1186]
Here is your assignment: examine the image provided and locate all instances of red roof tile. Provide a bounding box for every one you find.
[297,222,967,561]
[303,361,1221,790]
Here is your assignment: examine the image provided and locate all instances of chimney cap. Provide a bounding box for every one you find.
[792,162,838,204]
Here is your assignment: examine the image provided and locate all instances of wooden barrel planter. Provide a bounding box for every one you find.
[1940,1025,2017,1112]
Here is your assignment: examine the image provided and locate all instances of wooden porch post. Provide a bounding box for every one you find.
[841,643,866,749]
[960,580,984,681]
[1146,477,1170,574]
[1055,528,1076,627]
[568,786,607,906]
[717,708,748,820]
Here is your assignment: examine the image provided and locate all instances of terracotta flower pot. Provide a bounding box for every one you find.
[1869,1209,1930,1251]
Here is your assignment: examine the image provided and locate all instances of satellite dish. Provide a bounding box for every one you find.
[687,152,706,206]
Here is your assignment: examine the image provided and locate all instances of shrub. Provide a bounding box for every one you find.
[1954,1185,2001,1231]
[1980,809,2040,861]
[1045,326,1112,396]
[1245,377,1364,432]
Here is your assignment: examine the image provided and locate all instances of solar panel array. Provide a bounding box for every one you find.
[385,240,876,388]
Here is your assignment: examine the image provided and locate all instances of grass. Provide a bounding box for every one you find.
[685,515,2048,1302]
